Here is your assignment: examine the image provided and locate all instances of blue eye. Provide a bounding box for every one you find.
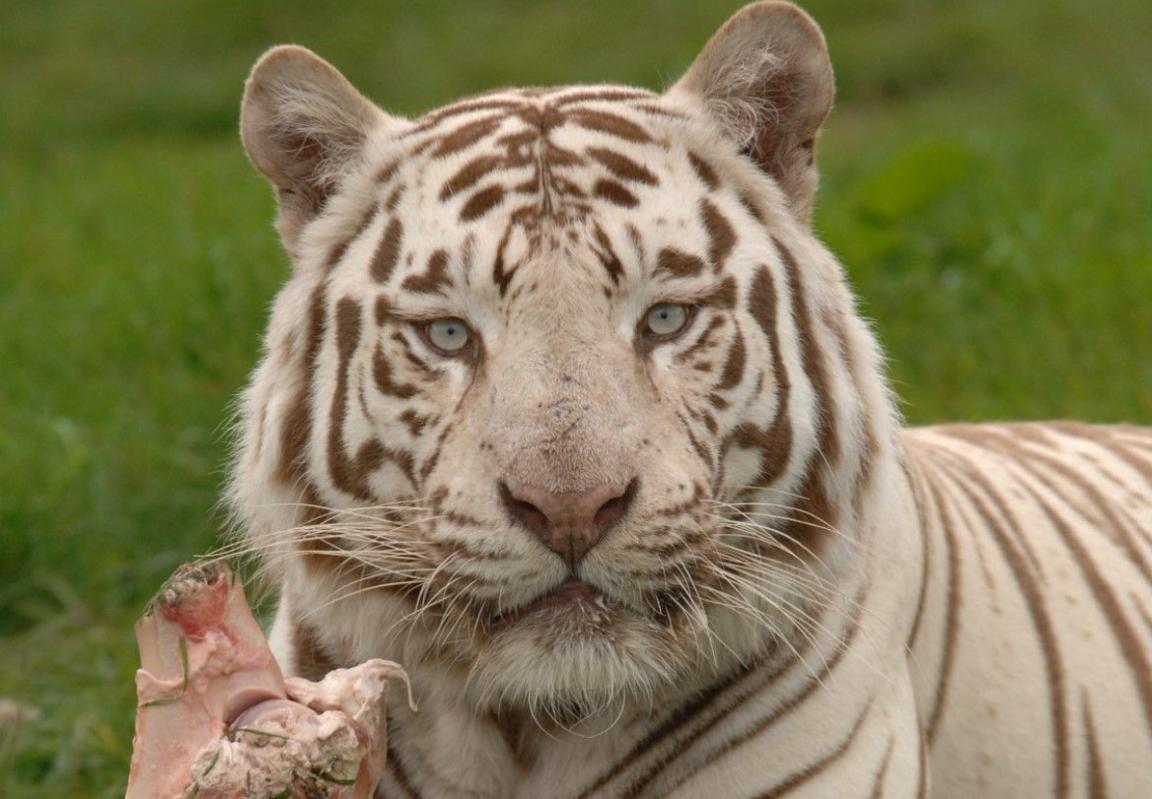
[644,303,690,337]
[424,318,472,354]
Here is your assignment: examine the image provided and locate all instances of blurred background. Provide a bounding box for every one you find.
[1,0,1149,794]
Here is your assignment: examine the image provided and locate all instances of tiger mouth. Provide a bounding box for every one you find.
[489,578,613,630]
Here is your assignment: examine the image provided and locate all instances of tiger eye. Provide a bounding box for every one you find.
[644,303,691,338]
[424,318,472,354]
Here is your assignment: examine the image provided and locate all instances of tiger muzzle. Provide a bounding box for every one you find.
[499,477,639,565]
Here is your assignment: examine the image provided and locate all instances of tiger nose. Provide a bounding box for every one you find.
[499,478,639,565]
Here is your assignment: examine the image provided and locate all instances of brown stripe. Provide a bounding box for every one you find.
[648,580,870,797]
[406,98,522,133]
[773,238,843,550]
[383,183,406,213]
[787,466,836,559]
[275,282,327,485]
[431,114,504,157]
[328,299,375,499]
[370,218,404,283]
[586,146,657,185]
[824,304,875,519]
[622,538,689,558]
[460,184,506,221]
[432,536,511,563]
[439,154,504,200]
[704,276,738,309]
[756,698,874,797]
[328,299,417,494]
[624,222,647,263]
[986,425,1152,582]
[699,410,717,434]
[374,295,395,326]
[567,108,653,143]
[934,428,1076,576]
[903,453,935,651]
[921,474,962,743]
[738,192,766,224]
[655,247,705,279]
[1135,594,1152,640]
[324,201,382,275]
[372,343,419,399]
[1082,691,1109,799]
[402,249,453,295]
[630,102,688,119]
[395,339,439,380]
[555,88,655,105]
[376,160,400,184]
[324,238,351,274]
[775,238,840,467]
[1026,479,1152,739]
[593,178,638,208]
[737,263,793,485]
[688,152,718,189]
[674,316,724,364]
[701,198,736,270]
[935,452,1071,798]
[867,737,896,799]
[1024,444,1152,577]
[398,409,431,437]
[550,175,586,199]
[774,244,847,557]
[492,223,517,296]
[1049,422,1152,489]
[501,112,550,142]
[592,223,625,285]
[574,654,794,798]
[916,735,928,799]
[682,416,712,468]
[716,328,746,391]
[418,421,454,480]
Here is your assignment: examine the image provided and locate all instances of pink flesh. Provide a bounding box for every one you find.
[125,563,409,799]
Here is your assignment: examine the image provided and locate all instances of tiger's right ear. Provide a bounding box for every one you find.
[668,2,834,222]
[240,46,399,249]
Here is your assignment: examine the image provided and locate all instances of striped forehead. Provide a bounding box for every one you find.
[394,87,683,228]
[326,86,754,305]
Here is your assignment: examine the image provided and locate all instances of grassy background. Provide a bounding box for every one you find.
[1,0,1149,794]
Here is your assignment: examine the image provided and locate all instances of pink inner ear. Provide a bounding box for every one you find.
[745,70,803,169]
[667,2,833,218]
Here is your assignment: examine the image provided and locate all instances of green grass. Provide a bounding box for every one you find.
[2,0,1150,794]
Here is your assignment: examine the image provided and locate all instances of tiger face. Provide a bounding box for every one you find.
[233,1,887,716]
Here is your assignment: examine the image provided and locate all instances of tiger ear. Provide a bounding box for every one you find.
[669,1,834,221]
[240,45,399,249]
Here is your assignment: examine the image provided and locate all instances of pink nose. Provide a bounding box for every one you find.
[499,478,638,565]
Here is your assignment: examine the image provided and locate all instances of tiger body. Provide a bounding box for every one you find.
[229,3,1152,796]
[905,423,1152,798]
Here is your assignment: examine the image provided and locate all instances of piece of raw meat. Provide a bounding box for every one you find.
[125,562,411,799]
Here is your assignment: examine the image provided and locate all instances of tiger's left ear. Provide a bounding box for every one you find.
[668,1,834,221]
[240,45,401,252]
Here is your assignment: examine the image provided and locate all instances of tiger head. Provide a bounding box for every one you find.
[231,1,897,717]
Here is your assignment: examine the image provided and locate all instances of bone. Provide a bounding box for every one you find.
[126,562,411,799]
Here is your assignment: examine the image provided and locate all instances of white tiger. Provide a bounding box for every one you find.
[228,2,1152,795]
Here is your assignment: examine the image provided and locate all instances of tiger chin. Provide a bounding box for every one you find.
[228,2,1152,797]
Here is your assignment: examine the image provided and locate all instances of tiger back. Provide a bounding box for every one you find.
[228,2,1152,796]
[905,423,1152,797]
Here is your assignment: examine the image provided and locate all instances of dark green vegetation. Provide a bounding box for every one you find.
[2,0,1149,794]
